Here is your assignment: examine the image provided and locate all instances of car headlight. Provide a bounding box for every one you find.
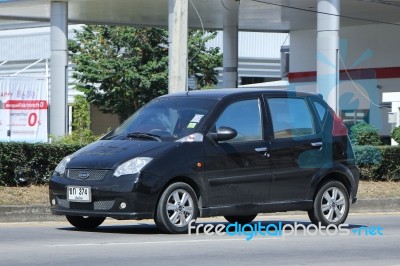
[54,156,71,175]
[114,157,153,177]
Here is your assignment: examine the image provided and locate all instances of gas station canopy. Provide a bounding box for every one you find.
[0,0,399,31]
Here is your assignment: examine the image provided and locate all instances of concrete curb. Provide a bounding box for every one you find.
[1,198,399,223]
[350,198,400,213]
[0,205,64,223]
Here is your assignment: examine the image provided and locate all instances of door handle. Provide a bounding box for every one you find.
[255,147,268,152]
[255,147,270,158]
[311,142,323,148]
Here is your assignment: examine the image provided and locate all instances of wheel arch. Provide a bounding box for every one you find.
[153,176,203,218]
[311,172,352,201]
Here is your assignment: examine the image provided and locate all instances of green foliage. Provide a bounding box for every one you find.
[69,26,169,122]
[350,122,381,146]
[51,95,99,145]
[0,142,83,186]
[69,25,222,122]
[354,145,400,181]
[188,31,222,90]
[51,131,99,146]
[391,126,400,144]
[71,95,91,132]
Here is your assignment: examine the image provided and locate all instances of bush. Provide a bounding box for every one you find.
[51,131,99,145]
[350,122,381,146]
[51,95,101,145]
[391,126,400,144]
[353,145,400,181]
[0,142,84,186]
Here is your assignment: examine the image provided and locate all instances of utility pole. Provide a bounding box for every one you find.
[168,0,189,93]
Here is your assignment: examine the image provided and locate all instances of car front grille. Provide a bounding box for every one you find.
[56,197,115,211]
[66,169,109,181]
[94,200,115,210]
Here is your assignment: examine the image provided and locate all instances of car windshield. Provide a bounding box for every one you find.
[107,96,217,141]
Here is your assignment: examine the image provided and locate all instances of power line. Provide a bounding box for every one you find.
[250,0,400,27]
[338,52,381,109]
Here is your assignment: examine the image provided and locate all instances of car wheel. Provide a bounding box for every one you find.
[308,180,349,226]
[66,215,106,229]
[155,182,198,234]
[224,215,257,224]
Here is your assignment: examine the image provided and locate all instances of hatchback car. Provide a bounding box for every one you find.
[49,89,359,233]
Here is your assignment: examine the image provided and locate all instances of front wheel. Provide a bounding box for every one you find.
[66,215,106,229]
[155,182,198,234]
[308,180,349,226]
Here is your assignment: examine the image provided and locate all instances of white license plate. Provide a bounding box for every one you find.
[67,186,91,202]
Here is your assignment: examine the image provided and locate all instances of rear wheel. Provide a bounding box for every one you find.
[155,182,198,234]
[308,180,349,226]
[224,215,257,224]
[66,215,106,229]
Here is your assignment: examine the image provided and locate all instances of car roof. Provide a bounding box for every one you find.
[163,88,320,101]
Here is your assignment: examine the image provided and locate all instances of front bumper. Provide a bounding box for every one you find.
[49,171,160,220]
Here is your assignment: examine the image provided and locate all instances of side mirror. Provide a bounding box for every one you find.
[208,126,237,142]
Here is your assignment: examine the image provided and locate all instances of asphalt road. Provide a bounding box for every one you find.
[1,213,399,266]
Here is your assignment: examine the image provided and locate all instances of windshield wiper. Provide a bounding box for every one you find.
[126,132,161,142]
[105,132,162,141]
[104,133,125,140]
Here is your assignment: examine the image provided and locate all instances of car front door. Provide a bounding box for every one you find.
[203,97,272,207]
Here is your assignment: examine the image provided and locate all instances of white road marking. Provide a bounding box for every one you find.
[48,237,280,247]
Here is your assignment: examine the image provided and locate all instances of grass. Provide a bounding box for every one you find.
[357,180,400,199]
[0,181,399,205]
[0,185,49,205]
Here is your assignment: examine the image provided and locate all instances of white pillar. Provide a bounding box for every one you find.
[317,0,340,112]
[50,1,68,137]
[168,0,174,92]
[222,0,239,88]
[169,0,188,93]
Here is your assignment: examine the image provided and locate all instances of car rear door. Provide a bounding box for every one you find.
[264,96,325,202]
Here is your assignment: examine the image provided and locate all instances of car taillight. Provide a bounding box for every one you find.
[332,113,348,136]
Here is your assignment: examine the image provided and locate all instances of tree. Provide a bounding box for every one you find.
[69,25,222,122]
[188,30,222,89]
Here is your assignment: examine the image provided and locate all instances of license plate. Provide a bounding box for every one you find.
[67,186,91,202]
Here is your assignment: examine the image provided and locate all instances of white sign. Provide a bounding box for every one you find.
[0,77,48,142]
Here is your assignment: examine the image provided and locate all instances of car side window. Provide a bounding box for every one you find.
[312,100,327,123]
[214,99,262,142]
[268,98,316,139]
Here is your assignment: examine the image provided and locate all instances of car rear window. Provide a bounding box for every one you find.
[268,98,316,139]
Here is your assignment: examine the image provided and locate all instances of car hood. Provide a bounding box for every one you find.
[66,140,179,169]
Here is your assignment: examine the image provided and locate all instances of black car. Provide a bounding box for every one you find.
[49,89,359,233]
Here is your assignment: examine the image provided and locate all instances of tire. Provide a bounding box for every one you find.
[155,182,198,234]
[308,180,349,226]
[224,214,257,224]
[66,215,106,229]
